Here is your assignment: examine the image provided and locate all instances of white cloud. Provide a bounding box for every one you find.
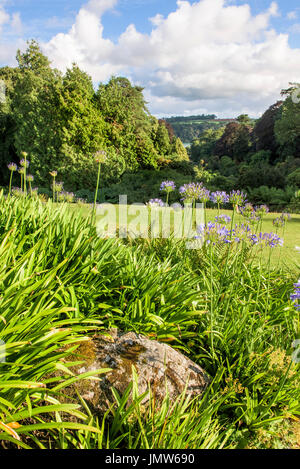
[43,0,121,81]
[11,12,22,35]
[287,11,297,20]
[0,4,9,33]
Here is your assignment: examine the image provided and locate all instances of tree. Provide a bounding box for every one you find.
[57,64,108,189]
[154,120,171,156]
[12,41,63,185]
[274,85,300,159]
[214,122,253,162]
[0,66,20,183]
[171,137,189,161]
[190,127,225,163]
[253,101,283,161]
[236,114,252,125]
[96,76,159,170]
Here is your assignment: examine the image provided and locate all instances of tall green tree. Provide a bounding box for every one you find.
[12,40,63,185]
[274,84,300,158]
[57,64,108,190]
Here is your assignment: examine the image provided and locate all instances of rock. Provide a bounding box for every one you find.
[66,329,210,414]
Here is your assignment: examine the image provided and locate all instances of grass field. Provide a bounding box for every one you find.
[74,203,300,270]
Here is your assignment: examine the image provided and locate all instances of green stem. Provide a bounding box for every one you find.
[209,243,215,360]
[9,172,13,195]
[223,205,236,276]
[24,155,27,195]
[93,162,101,222]
[53,177,56,203]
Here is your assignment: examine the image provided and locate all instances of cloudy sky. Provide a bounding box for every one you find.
[1,0,300,118]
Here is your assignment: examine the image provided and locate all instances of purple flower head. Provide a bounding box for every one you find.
[252,231,283,248]
[210,191,229,204]
[179,182,206,202]
[160,180,176,193]
[215,214,231,224]
[147,198,165,207]
[26,174,34,182]
[273,217,284,228]
[240,204,260,224]
[255,205,269,218]
[20,159,29,168]
[8,162,17,172]
[196,222,231,245]
[229,190,247,206]
[290,282,300,310]
[199,187,210,203]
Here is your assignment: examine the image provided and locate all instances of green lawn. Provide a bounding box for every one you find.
[72,203,300,270]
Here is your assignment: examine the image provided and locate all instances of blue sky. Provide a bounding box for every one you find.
[3,0,300,46]
[1,0,300,117]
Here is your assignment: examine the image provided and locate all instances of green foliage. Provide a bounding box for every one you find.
[274,84,300,158]
[247,185,295,208]
[287,168,300,188]
[190,127,225,163]
[253,101,283,161]
[0,194,299,449]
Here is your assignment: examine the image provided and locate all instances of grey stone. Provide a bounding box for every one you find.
[67,329,210,414]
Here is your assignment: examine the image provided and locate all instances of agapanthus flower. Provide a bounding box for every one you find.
[196,222,282,249]
[50,171,57,177]
[94,150,107,164]
[76,198,87,205]
[65,192,75,203]
[229,190,247,206]
[281,213,291,222]
[273,217,284,228]
[179,182,205,202]
[26,174,34,182]
[198,187,210,203]
[196,222,231,245]
[20,158,29,168]
[160,181,176,192]
[8,162,17,172]
[290,282,300,310]
[249,232,283,248]
[12,187,24,197]
[147,198,165,207]
[18,167,25,175]
[215,214,231,224]
[171,202,183,210]
[240,203,260,224]
[255,205,269,218]
[210,191,229,204]
[54,182,63,193]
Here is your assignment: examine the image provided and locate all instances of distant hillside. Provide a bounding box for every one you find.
[163,115,237,143]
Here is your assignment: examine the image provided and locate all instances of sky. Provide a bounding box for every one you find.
[1,0,300,118]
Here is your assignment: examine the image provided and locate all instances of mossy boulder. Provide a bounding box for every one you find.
[62,329,210,414]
